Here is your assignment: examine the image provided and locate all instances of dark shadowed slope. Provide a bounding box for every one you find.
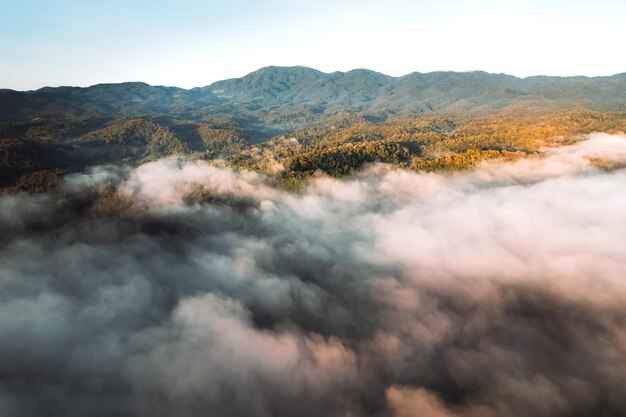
[0,82,222,120]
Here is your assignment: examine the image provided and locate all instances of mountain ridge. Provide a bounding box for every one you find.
[195,66,626,115]
[1,66,625,122]
[1,65,625,193]
[11,66,626,93]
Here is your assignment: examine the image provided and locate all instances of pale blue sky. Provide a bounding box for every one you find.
[1,0,624,90]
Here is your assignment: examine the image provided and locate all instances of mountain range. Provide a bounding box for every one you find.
[2,66,626,121]
[2,66,626,193]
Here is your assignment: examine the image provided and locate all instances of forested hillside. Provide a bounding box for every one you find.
[1,67,625,192]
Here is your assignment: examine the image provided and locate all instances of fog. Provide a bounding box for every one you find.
[1,133,625,417]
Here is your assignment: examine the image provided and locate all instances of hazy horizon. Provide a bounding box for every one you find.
[3,65,626,92]
[2,0,625,90]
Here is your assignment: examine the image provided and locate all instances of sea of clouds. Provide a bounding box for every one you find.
[1,133,625,417]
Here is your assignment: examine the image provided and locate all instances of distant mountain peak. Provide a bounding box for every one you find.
[1,67,625,121]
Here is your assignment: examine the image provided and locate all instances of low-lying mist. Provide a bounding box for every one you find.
[1,134,626,417]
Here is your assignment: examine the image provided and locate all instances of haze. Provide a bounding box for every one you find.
[1,0,625,90]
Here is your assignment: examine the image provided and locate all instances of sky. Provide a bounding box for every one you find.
[1,0,625,90]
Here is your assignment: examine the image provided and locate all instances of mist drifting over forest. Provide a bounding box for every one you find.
[1,134,625,417]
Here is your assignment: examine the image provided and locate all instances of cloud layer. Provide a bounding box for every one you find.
[1,134,626,417]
